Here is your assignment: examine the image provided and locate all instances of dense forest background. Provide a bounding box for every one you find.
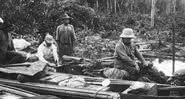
[1,0,185,58]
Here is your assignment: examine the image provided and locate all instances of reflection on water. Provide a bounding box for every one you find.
[152,58,185,76]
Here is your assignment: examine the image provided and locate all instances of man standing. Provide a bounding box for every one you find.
[55,14,76,61]
[37,34,59,66]
[0,17,27,65]
[114,28,147,80]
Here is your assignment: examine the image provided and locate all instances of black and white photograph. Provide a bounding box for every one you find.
[0,0,185,99]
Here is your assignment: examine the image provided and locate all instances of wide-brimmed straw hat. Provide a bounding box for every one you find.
[0,17,4,23]
[120,28,136,38]
[45,34,54,44]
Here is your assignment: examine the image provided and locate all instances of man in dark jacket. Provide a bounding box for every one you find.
[55,14,76,61]
[0,17,26,65]
[114,28,147,80]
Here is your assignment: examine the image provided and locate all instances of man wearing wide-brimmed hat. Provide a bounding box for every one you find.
[37,33,59,66]
[55,13,76,61]
[114,28,147,80]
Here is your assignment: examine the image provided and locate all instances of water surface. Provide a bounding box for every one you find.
[152,58,185,76]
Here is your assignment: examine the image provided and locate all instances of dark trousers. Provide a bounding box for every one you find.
[0,51,26,65]
[58,44,74,60]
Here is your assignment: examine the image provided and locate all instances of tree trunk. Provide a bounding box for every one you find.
[110,0,112,12]
[166,0,172,15]
[172,0,176,14]
[117,1,121,13]
[107,0,109,11]
[151,0,156,28]
[114,0,117,14]
[131,0,134,14]
[96,0,99,10]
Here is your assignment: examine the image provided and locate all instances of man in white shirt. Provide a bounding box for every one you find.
[37,34,59,66]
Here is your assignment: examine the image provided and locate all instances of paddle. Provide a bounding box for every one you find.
[47,61,75,69]
[0,63,31,67]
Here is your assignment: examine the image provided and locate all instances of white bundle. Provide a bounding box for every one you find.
[13,39,31,51]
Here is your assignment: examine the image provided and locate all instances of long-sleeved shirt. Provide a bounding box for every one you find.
[114,39,145,69]
[0,30,15,51]
[37,41,59,63]
[0,30,15,64]
[56,24,76,45]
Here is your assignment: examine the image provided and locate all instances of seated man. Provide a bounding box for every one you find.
[114,28,147,80]
[37,33,59,66]
[0,17,27,65]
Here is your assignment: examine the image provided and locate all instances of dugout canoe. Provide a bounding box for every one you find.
[0,83,59,99]
[0,72,184,99]
[0,72,120,99]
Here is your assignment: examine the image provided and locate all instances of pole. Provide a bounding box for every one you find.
[172,0,177,75]
[151,0,156,27]
[172,15,175,75]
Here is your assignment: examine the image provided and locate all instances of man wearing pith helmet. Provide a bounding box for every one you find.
[114,28,147,80]
[37,33,59,66]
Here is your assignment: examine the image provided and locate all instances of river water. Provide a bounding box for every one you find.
[152,58,185,76]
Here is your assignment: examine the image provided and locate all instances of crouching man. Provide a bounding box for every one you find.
[37,34,59,70]
[114,28,148,80]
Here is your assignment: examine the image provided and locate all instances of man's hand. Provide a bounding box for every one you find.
[55,60,60,67]
[48,63,56,67]
[142,61,148,67]
[135,63,140,71]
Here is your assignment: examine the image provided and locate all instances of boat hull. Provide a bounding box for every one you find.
[1,78,185,99]
[0,83,59,99]
[0,78,120,99]
[121,94,185,99]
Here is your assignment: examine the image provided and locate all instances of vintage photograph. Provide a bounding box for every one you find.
[0,0,185,99]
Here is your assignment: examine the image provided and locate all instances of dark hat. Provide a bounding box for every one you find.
[63,14,72,19]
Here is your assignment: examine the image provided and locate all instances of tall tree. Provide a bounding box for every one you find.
[96,0,99,10]
[114,0,117,14]
[107,0,109,11]
[172,0,176,14]
[151,0,156,27]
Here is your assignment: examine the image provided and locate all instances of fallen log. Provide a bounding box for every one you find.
[62,55,92,62]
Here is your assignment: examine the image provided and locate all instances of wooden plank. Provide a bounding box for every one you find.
[0,61,46,76]
[85,85,110,91]
[40,73,73,84]
[121,93,185,99]
[158,86,185,91]
[48,74,72,83]
[0,84,37,97]
[40,73,62,81]
[0,78,120,99]
[47,72,172,88]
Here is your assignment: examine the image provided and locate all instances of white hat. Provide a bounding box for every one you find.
[0,18,4,23]
[120,28,136,38]
[45,34,54,44]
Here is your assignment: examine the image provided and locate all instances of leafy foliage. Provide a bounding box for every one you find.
[1,0,185,60]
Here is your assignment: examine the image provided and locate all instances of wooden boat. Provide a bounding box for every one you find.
[0,83,59,99]
[120,94,185,99]
[0,73,120,99]
[0,71,185,99]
